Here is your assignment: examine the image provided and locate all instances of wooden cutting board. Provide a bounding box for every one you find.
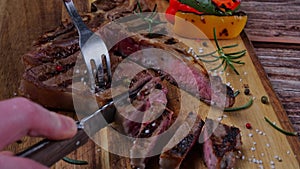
[6,0,300,169]
[43,32,300,169]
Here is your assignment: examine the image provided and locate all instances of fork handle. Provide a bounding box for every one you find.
[63,0,92,39]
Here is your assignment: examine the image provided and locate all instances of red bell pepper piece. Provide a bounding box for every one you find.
[165,0,202,24]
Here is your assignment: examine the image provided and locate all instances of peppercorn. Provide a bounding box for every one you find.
[244,88,250,95]
[55,65,63,72]
[246,123,252,129]
[261,96,269,104]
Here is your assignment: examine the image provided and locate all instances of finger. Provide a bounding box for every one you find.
[0,154,48,169]
[0,97,77,149]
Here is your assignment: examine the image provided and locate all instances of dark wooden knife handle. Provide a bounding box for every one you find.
[16,129,89,167]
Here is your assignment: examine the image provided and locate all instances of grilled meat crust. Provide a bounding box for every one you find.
[202,119,242,169]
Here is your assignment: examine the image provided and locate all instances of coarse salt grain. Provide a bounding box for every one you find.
[187,47,193,54]
[198,48,204,53]
[251,147,256,151]
[270,161,275,165]
[248,133,253,137]
[217,117,223,122]
[266,143,270,147]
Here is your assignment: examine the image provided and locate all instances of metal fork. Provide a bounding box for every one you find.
[63,0,112,91]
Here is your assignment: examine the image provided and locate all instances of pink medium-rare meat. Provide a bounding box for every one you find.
[202,119,242,169]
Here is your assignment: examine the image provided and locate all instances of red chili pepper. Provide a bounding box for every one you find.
[165,0,202,24]
[212,0,241,11]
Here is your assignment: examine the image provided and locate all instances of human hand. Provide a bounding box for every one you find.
[0,97,77,169]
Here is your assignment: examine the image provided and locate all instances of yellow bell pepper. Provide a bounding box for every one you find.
[174,12,248,39]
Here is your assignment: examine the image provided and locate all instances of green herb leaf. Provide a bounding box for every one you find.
[134,0,164,33]
[264,117,298,136]
[197,28,247,75]
[224,97,253,112]
[234,90,240,97]
[63,157,88,165]
[179,0,235,15]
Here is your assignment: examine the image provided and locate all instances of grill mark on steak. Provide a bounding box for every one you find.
[202,119,242,169]
[23,38,80,68]
[159,113,204,169]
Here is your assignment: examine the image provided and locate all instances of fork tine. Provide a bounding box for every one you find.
[103,53,112,84]
[93,55,105,88]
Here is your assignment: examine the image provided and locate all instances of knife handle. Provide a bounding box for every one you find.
[16,129,89,167]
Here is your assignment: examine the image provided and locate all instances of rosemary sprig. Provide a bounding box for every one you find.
[63,157,88,165]
[224,97,253,112]
[264,117,298,136]
[233,90,240,98]
[197,28,247,75]
[134,0,164,33]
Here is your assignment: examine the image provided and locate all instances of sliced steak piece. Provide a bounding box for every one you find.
[202,119,242,169]
[159,112,204,169]
[117,72,168,137]
[108,33,235,108]
[130,108,174,169]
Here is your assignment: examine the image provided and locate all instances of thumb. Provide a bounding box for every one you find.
[0,154,48,169]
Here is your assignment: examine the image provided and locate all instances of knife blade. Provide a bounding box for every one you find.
[16,87,139,167]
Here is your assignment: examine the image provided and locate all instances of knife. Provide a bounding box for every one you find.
[16,88,139,167]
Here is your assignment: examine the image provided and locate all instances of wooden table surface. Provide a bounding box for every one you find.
[0,0,299,151]
[241,0,300,137]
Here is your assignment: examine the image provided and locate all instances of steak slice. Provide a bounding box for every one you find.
[116,70,168,137]
[108,33,235,108]
[130,108,174,169]
[159,112,204,169]
[202,119,242,169]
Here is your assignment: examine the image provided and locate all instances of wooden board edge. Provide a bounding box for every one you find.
[240,31,300,163]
